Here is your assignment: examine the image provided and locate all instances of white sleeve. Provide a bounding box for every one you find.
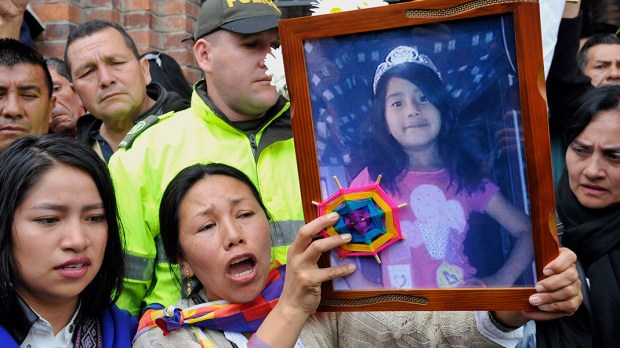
[539,0,567,78]
[474,311,525,348]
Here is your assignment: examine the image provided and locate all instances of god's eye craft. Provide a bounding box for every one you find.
[314,175,406,264]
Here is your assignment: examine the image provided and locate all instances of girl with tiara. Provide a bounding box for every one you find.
[348,46,534,289]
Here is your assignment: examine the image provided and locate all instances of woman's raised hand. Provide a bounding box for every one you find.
[280,212,356,316]
[255,212,355,347]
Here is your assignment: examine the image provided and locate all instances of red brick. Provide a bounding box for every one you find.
[124,0,151,11]
[162,32,193,48]
[32,4,70,22]
[186,2,201,18]
[155,15,192,33]
[161,0,185,14]
[123,12,154,28]
[165,50,196,68]
[88,0,113,7]
[149,30,161,48]
[41,23,73,40]
[30,4,81,25]
[159,0,201,17]
[85,8,121,23]
[128,29,152,48]
[35,41,67,59]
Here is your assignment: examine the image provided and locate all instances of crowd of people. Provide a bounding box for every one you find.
[0,0,617,346]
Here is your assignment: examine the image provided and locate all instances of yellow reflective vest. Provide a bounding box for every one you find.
[109,84,303,317]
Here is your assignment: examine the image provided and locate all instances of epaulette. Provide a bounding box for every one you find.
[119,111,174,150]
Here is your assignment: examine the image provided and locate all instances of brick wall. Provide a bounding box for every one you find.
[30,0,203,84]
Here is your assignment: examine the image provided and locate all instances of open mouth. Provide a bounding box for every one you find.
[227,256,256,278]
[55,261,90,270]
[63,263,84,270]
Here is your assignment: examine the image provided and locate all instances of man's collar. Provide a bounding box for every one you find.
[194,79,288,129]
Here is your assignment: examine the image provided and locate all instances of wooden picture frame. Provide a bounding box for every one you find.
[279,0,558,311]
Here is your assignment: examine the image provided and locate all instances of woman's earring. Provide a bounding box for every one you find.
[185,269,192,297]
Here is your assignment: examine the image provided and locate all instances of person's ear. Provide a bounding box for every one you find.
[194,38,214,74]
[139,56,153,85]
[47,96,57,124]
[177,253,195,278]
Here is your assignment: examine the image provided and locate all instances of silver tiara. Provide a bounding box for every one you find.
[373,46,441,95]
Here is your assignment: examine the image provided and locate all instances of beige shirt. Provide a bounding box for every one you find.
[132,295,520,348]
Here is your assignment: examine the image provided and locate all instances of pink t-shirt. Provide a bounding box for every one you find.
[350,167,499,288]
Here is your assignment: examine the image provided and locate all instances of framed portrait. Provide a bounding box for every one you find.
[279,0,559,311]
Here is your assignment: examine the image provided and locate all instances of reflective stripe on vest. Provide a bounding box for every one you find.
[124,252,155,282]
[270,220,303,246]
[155,234,168,263]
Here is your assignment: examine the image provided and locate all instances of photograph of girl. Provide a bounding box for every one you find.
[306,15,536,290]
[343,45,533,290]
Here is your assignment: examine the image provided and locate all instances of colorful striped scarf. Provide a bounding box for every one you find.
[135,263,286,341]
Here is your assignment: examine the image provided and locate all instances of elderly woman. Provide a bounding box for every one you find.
[541,85,620,347]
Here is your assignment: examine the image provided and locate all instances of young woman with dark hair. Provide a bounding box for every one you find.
[0,134,136,347]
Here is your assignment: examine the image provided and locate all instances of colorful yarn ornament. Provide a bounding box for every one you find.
[314,175,406,263]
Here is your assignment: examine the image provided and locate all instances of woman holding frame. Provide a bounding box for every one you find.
[133,162,580,347]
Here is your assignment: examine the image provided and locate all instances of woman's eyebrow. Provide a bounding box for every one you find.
[28,202,104,212]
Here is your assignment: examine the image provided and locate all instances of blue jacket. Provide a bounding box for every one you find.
[0,304,136,348]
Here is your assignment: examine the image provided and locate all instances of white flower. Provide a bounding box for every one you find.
[357,0,389,9]
[310,0,358,15]
[266,1,390,98]
[310,0,388,15]
[264,47,288,99]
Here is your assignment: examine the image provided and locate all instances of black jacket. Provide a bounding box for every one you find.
[546,15,593,138]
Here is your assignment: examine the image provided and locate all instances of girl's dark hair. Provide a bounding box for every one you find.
[159,163,271,301]
[564,85,620,146]
[0,135,125,326]
[365,62,484,193]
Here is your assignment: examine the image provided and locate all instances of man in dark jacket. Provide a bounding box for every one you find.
[64,20,189,162]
